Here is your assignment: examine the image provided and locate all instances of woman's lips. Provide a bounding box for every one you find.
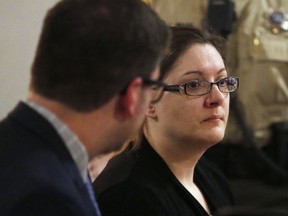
[203,115,223,122]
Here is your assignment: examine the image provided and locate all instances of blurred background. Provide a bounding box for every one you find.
[1,0,288,213]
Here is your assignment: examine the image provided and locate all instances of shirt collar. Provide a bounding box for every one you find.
[24,100,88,182]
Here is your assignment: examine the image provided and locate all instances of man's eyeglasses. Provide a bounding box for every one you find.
[163,76,239,96]
[142,78,167,104]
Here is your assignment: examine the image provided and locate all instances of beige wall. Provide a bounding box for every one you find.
[0,1,58,119]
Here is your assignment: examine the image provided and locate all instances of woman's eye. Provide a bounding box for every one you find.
[218,79,227,86]
[187,81,201,88]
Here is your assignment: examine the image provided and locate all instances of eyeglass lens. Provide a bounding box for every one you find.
[185,77,238,96]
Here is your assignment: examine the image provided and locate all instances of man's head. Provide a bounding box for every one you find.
[30,0,170,112]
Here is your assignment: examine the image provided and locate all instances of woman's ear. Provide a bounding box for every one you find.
[146,103,157,120]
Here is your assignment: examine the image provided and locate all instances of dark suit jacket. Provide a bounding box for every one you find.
[0,102,97,216]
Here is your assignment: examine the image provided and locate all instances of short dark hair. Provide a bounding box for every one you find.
[160,25,225,80]
[30,0,170,112]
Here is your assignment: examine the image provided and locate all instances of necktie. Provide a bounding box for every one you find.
[85,179,102,216]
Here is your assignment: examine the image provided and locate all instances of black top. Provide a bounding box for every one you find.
[93,137,233,216]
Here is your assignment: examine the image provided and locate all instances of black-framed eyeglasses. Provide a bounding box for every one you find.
[163,76,239,96]
[142,78,167,104]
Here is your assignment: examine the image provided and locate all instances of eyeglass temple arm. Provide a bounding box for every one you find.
[163,85,182,92]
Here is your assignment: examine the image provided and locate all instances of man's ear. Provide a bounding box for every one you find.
[146,103,157,120]
[116,77,142,119]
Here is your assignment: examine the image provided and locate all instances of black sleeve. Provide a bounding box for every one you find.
[97,182,169,216]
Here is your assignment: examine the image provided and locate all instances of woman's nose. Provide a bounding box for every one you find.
[205,84,227,107]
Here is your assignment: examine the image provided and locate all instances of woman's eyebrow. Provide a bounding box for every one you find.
[217,68,227,74]
[182,70,202,77]
[182,68,227,77]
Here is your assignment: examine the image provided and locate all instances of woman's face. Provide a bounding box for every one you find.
[154,43,229,147]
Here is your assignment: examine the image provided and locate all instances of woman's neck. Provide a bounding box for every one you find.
[146,132,204,180]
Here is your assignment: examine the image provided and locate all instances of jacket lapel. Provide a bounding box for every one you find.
[9,102,97,214]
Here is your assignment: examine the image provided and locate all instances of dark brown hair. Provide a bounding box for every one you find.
[160,25,225,81]
[30,0,170,112]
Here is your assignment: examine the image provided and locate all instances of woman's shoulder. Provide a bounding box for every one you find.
[93,146,166,197]
[96,179,169,216]
[93,148,170,216]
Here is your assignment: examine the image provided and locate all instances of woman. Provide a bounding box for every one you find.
[93,26,239,216]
